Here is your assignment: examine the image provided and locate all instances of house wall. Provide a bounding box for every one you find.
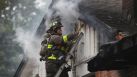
[81,0,135,25]
[81,0,122,14]
[134,0,137,20]
[122,0,134,22]
[72,23,98,77]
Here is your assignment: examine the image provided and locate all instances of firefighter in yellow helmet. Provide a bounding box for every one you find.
[40,20,79,77]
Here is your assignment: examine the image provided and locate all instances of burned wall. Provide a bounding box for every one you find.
[80,0,137,33]
[82,0,134,19]
[81,0,122,14]
[134,0,137,21]
[122,0,134,23]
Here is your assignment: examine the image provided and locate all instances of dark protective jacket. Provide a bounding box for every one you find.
[40,32,78,60]
[40,38,48,57]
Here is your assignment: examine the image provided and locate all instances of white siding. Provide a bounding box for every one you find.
[72,24,98,77]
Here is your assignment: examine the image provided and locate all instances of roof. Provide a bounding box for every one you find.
[88,33,137,72]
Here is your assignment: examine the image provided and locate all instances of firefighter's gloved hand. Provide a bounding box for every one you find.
[58,56,66,61]
[58,56,64,60]
[58,56,66,65]
[65,65,71,71]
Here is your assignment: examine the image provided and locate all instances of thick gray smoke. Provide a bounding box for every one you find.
[54,0,80,23]
[13,0,51,77]
[46,0,82,34]
[15,27,41,59]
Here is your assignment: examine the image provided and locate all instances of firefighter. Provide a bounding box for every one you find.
[40,20,79,77]
[115,30,129,40]
[40,27,54,60]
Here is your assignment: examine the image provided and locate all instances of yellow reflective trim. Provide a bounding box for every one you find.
[63,35,68,43]
[48,54,57,60]
[48,44,53,49]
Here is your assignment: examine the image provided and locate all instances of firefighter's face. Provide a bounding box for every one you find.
[57,28,62,35]
[115,32,124,40]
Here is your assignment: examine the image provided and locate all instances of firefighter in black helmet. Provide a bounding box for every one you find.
[40,20,79,77]
[115,30,129,40]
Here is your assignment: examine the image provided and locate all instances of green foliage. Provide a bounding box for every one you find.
[0,21,13,33]
[0,0,8,11]
[0,0,44,76]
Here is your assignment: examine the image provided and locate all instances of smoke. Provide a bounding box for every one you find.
[54,0,80,23]
[34,0,52,12]
[13,0,49,61]
[20,59,38,77]
[14,27,41,59]
[45,0,82,33]
[12,0,51,77]
[13,24,44,77]
[80,13,115,45]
